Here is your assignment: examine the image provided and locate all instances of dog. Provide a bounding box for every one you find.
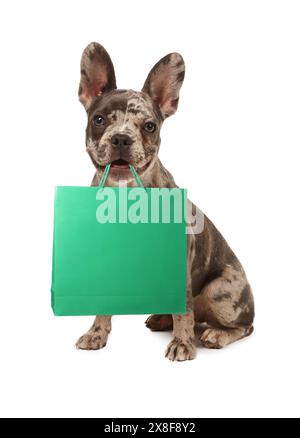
[75,42,254,361]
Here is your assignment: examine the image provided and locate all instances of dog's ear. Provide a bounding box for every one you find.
[79,42,117,110]
[142,53,185,118]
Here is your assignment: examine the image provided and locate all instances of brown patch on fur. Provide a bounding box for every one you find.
[213,291,232,302]
[233,284,251,311]
[145,314,173,331]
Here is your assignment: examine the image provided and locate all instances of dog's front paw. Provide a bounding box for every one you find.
[165,337,196,361]
[75,332,108,350]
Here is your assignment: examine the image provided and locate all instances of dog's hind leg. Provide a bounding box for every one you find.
[145,314,173,331]
[75,315,112,350]
[194,265,254,349]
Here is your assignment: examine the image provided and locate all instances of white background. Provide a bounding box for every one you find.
[0,0,299,418]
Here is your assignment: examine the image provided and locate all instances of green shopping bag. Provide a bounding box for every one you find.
[51,164,187,316]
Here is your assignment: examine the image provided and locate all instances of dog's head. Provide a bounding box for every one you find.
[79,42,185,180]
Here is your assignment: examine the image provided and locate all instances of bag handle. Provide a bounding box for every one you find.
[99,164,145,188]
[99,163,111,187]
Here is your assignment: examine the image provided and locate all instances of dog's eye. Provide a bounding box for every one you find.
[143,122,156,133]
[93,115,105,126]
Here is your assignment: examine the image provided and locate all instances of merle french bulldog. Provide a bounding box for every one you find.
[75,42,254,361]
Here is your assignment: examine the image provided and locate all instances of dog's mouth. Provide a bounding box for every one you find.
[94,154,155,181]
[107,158,152,175]
[110,158,129,168]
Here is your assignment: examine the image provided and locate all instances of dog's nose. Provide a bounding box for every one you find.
[111,134,133,148]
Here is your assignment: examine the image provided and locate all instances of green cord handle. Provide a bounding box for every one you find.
[99,163,145,188]
[128,165,144,188]
[99,163,111,187]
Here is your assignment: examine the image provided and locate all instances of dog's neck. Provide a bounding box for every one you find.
[92,158,177,188]
[141,159,177,188]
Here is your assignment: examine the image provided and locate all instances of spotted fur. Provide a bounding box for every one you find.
[76,42,255,360]
[76,315,111,350]
[85,90,163,182]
